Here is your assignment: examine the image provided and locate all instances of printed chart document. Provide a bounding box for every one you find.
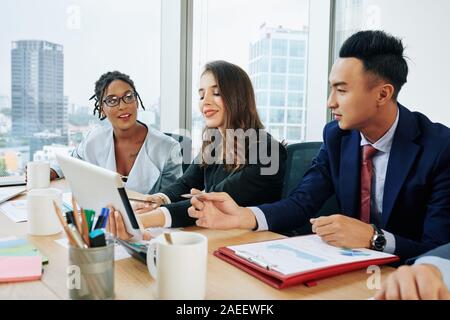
[214,235,399,289]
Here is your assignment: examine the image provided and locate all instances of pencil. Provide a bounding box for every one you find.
[53,200,76,247]
[71,195,83,235]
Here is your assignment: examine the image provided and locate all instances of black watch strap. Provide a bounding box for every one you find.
[370,224,386,251]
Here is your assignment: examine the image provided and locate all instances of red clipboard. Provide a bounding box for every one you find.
[214,246,399,290]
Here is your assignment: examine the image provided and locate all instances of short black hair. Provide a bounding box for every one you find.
[90,71,144,120]
[339,30,408,100]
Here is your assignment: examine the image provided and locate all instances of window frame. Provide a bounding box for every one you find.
[163,0,334,142]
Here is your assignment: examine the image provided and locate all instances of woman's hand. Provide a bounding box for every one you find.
[130,194,166,212]
[106,206,152,241]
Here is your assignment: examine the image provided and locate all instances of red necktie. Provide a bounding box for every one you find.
[360,145,378,223]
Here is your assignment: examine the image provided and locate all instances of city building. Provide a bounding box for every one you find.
[29,131,68,161]
[11,40,67,138]
[0,95,10,109]
[249,24,308,143]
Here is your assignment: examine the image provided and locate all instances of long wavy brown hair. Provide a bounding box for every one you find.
[200,60,264,171]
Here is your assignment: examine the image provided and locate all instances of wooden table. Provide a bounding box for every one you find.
[0,180,396,300]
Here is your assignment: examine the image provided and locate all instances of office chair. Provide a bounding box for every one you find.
[280,142,340,237]
[164,133,192,173]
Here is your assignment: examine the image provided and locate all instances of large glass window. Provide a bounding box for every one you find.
[269,108,285,124]
[0,0,161,177]
[287,126,302,141]
[270,92,285,107]
[287,92,304,107]
[256,92,269,107]
[191,0,311,155]
[289,40,306,57]
[288,75,304,91]
[271,75,286,91]
[271,58,287,73]
[272,39,288,56]
[288,58,305,74]
[287,109,303,124]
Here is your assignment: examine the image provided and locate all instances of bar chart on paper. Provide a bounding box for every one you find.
[228,235,397,275]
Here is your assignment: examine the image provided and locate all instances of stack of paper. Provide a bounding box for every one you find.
[0,200,28,223]
[0,237,46,283]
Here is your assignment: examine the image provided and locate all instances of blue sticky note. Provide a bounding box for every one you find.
[0,239,28,249]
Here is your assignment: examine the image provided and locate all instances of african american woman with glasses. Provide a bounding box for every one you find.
[50,71,183,194]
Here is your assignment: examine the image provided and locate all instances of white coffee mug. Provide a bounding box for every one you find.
[27,161,50,190]
[27,188,63,236]
[147,231,208,299]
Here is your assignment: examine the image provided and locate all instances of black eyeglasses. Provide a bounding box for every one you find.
[102,91,137,107]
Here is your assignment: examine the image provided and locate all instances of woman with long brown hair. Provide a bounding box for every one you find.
[109,60,287,240]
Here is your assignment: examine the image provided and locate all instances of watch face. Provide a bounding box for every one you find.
[374,235,386,250]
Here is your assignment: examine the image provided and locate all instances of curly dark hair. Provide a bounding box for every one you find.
[89,71,145,120]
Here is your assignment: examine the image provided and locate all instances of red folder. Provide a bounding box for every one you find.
[214,246,399,290]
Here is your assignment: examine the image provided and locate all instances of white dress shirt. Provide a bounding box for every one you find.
[252,109,400,254]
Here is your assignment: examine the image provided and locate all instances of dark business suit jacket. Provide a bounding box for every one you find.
[258,104,450,261]
[161,132,287,227]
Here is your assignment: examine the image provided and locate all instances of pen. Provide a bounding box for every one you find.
[100,208,110,229]
[94,208,110,230]
[128,198,152,203]
[84,209,95,232]
[235,250,277,271]
[80,208,91,247]
[181,192,205,199]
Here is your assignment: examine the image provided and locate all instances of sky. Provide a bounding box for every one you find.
[0,0,161,107]
[0,0,308,109]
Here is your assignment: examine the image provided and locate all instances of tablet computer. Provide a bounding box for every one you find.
[55,153,143,241]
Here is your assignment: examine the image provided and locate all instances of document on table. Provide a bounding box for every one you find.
[0,200,28,223]
[0,186,27,204]
[227,235,398,276]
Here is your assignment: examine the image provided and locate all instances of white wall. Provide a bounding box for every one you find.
[305,0,332,142]
[358,0,450,126]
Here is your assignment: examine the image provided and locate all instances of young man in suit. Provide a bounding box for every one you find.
[188,30,450,261]
[376,243,450,300]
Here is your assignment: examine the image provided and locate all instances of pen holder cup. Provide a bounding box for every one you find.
[68,243,115,300]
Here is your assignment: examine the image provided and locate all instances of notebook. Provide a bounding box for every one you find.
[0,200,28,222]
[0,175,26,187]
[0,237,48,262]
[214,234,399,289]
[0,256,42,283]
[0,186,27,204]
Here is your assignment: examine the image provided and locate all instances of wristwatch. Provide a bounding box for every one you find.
[370,224,386,251]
